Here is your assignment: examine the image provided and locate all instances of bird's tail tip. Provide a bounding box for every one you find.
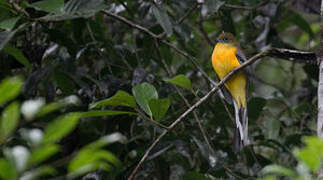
[233,106,249,153]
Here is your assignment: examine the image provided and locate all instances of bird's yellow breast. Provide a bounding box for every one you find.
[211,43,240,79]
[211,42,247,108]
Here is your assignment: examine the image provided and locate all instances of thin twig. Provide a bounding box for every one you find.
[127,51,266,180]
[101,10,159,39]
[177,2,199,24]
[154,40,216,155]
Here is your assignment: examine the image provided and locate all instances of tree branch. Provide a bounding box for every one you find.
[127,51,266,180]
[317,0,323,178]
[268,48,317,64]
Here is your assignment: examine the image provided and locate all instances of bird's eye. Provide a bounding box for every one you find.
[223,37,228,41]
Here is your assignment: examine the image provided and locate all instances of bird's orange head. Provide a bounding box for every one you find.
[216,32,237,45]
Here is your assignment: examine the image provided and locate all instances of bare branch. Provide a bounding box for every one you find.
[268,48,317,64]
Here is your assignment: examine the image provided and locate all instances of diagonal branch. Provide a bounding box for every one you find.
[127,51,266,180]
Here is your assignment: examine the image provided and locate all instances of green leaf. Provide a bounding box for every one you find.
[278,10,314,38]
[54,71,75,94]
[248,97,266,123]
[29,0,64,13]
[42,113,81,144]
[28,144,60,166]
[0,16,20,31]
[132,83,158,116]
[0,29,16,51]
[0,159,17,180]
[0,76,23,106]
[264,119,280,140]
[19,166,56,180]
[36,102,63,117]
[149,98,170,121]
[164,74,193,90]
[183,171,211,180]
[0,102,20,141]
[151,5,173,36]
[262,165,296,177]
[68,149,120,173]
[3,44,30,68]
[79,110,136,118]
[294,136,323,171]
[39,0,106,21]
[89,90,136,109]
[68,133,124,176]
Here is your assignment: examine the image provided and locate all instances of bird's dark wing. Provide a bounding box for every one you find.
[235,47,249,99]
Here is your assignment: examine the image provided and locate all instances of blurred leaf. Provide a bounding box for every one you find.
[84,133,127,150]
[294,136,323,171]
[53,72,75,94]
[183,171,211,180]
[19,166,56,180]
[29,0,64,13]
[3,44,30,68]
[248,97,266,123]
[80,110,136,118]
[69,149,120,172]
[0,76,23,106]
[68,133,123,176]
[0,102,20,142]
[28,144,60,166]
[151,5,173,36]
[262,165,296,177]
[205,0,225,13]
[132,82,158,116]
[164,74,193,90]
[263,177,278,180]
[278,10,314,38]
[0,16,20,31]
[36,102,63,117]
[264,119,280,140]
[0,29,17,51]
[149,98,170,121]
[89,90,136,109]
[42,113,81,144]
[0,159,17,180]
[40,0,106,21]
[220,10,235,34]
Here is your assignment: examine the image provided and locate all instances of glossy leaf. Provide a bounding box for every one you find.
[80,110,136,118]
[0,102,20,141]
[164,74,193,90]
[0,29,17,51]
[132,83,158,116]
[29,0,64,13]
[151,5,173,36]
[3,44,30,68]
[149,98,170,121]
[89,90,136,109]
[0,16,20,31]
[0,76,23,106]
[40,0,106,21]
[42,113,81,144]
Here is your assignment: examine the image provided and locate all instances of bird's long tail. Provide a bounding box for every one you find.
[233,101,249,152]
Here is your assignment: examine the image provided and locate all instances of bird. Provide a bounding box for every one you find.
[211,32,249,152]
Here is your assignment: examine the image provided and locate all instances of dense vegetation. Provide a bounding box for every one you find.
[0,0,323,179]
